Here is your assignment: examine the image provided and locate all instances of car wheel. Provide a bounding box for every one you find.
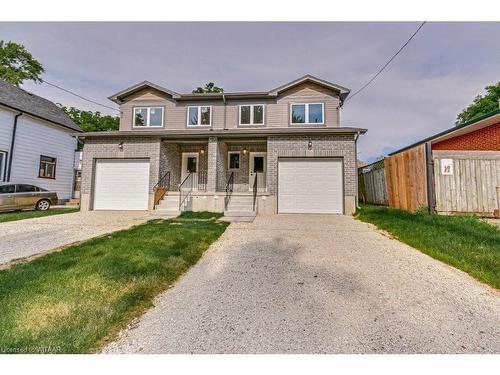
[36,199,51,211]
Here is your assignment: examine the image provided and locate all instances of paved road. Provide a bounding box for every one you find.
[0,211,153,265]
[105,215,500,354]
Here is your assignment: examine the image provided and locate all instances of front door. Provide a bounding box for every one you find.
[249,152,266,191]
[181,152,199,190]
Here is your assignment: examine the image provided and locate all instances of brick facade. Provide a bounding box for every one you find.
[432,122,500,151]
[266,134,357,196]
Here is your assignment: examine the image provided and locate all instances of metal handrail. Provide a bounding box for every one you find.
[252,173,258,212]
[178,172,193,210]
[224,171,234,210]
[153,171,170,208]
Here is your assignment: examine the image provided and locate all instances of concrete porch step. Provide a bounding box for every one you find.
[221,211,256,222]
[151,210,181,218]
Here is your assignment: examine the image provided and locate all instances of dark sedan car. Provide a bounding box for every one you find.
[0,183,58,212]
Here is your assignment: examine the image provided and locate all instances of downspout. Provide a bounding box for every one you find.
[222,93,227,130]
[425,141,435,214]
[354,131,361,209]
[6,112,22,182]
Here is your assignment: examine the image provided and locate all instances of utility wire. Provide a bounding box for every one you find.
[345,21,426,103]
[41,79,120,112]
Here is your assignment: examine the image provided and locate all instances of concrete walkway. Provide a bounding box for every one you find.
[105,215,500,354]
[0,211,154,265]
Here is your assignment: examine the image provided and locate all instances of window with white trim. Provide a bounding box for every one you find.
[0,150,7,182]
[187,106,212,126]
[290,103,324,125]
[39,155,57,179]
[239,104,264,125]
[228,151,241,170]
[133,107,164,127]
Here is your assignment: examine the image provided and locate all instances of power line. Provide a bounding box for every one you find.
[41,79,120,113]
[345,21,426,103]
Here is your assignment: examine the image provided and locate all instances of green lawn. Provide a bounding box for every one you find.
[0,208,79,223]
[356,204,500,289]
[0,212,227,353]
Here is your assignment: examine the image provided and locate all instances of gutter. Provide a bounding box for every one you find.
[6,112,22,182]
[222,93,227,130]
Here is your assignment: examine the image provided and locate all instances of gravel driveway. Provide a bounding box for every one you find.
[105,215,500,354]
[0,211,153,265]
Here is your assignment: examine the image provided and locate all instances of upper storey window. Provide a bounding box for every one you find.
[187,106,212,126]
[239,104,264,126]
[133,107,164,127]
[290,103,324,125]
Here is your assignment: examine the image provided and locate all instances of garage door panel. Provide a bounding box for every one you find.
[278,158,343,214]
[93,159,150,211]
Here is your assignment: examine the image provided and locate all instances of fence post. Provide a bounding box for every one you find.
[425,142,435,214]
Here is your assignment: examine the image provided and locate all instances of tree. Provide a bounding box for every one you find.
[456,82,500,126]
[0,41,44,86]
[58,105,119,133]
[192,82,224,93]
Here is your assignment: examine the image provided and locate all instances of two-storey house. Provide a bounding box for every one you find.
[78,75,366,215]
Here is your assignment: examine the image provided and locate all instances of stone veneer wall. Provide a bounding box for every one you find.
[266,134,357,214]
[80,137,162,210]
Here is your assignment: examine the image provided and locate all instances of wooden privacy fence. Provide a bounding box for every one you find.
[433,151,500,217]
[384,144,428,211]
[358,161,388,205]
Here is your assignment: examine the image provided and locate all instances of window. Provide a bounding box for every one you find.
[39,155,57,179]
[16,184,39,192]
[228,152,241,170]
[0,150,6,181]
[133,107,164,127]
[290,103,324,125]
[0,184,15,194]
[239,105,264,125]
[187,106,212,126]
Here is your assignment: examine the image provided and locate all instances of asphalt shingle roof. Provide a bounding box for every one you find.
[0,80,81,132]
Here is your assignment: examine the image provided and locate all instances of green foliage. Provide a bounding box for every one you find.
[456,82,500,126]
[58,105,119,133]
[0,41,45,86]
[356,204,500,288]
[0,214,228,353]
[192,82,224,93]
[0,208,78,223]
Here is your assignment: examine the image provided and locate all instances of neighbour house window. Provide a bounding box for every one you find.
[228,152,241,170]
[290,103,324,125]
[187,106,212,126]
[133,107,164,127]
[39,155,57,179]
[239,105,264,125]
[0,150,6,181]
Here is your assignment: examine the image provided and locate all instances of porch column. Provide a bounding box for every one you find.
[207,136,218,192]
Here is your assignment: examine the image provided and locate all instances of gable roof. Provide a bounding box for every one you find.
[108,74,351,104]
[0,80,81,132]
[389,108,500,156]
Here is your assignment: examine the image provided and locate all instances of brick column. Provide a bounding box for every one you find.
[207,136,218,192]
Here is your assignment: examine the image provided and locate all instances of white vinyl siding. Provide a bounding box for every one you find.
[278,158,343,214]
[0,107,15,153]
[8,114,76,201]
[93,159,150,210]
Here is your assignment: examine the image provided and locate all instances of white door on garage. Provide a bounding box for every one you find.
[278,158,343,214]
[93,159,150,210]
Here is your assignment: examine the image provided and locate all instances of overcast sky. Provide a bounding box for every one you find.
[1,22,499,162]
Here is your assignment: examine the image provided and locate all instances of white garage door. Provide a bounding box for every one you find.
[278,158,343,214]
[93,159,150,210]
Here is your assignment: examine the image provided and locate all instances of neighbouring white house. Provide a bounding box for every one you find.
[0,80,83,202]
